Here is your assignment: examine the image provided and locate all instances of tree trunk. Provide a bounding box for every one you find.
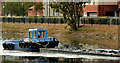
[70,21,77,31]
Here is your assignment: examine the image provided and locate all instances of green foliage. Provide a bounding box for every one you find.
[49,2,87,31]
[111,19,117,25]
[34,2,44,11]
[3,2,22,16]
[3,2,43,16]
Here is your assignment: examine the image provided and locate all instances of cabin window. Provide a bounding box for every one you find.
[42,32,44,38]
[38,31,42,38]
[43,31,46,38]
[29,32,32,39]
[38,31,46,38]
[33,31,36,38]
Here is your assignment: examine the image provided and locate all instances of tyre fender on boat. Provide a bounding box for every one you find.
[3,43,14,50]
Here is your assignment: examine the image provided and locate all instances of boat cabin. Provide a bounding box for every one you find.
[28,28,47,40]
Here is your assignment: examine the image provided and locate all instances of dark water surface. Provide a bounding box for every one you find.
[0,55,119,63]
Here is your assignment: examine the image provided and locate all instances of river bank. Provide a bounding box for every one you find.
[2,23,119,49]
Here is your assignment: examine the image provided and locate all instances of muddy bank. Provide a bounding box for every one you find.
[2,23,119,49]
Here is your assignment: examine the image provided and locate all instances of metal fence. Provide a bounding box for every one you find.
[2,17,67,24]
[78,17,120,26]
[1,17,120,25]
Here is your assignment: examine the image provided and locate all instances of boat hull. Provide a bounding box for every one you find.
[2,41,59,51]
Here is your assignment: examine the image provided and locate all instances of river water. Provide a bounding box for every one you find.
[0,40,120,63]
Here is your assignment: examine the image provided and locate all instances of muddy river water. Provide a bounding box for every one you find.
[0,40,120,63]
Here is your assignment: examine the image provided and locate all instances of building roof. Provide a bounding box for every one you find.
[29,6,34,10]
[29,28,47,31]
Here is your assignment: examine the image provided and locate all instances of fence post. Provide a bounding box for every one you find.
[48,18,50,24]
[81,18,82,24]
[90,18,91,25]
[54,18,56,25]
[78,18,80,27]
[117,18,119,25]
[11,18,12,23]
[8,17,10,23]
[108,18,110,26]
[22,17,25,24]
[56,18,58,24]
[89,18,90,25]
[41,18,44,24]
[109,18,112,26]
[91,18,94,26]
[61,18,63,24]
[19,18,20,23]
[78,20,79,27]
[2,17,5,23]
[35,17,37,24]
[10,18,11,23]
[29,18,30,24]
[100,19,101,26]
[21,18,22,23]
[84,18,85,25]
[13,18,15,23]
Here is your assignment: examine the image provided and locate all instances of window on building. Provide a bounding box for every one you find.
[53,9,55,16]
[87,12,97,17]
[53,12,55,16]
[56,12,59,16]
[106,11,114,16]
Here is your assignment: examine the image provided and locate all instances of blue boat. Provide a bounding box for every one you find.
[2,28,59,51]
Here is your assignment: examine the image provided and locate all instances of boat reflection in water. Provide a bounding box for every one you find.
[1,55,119,63]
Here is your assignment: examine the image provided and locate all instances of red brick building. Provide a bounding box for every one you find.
[27,6,43,16]
[98,5,118,16]
[27,0,43,16]
[83,2,119,17]
[83,5,98,17]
